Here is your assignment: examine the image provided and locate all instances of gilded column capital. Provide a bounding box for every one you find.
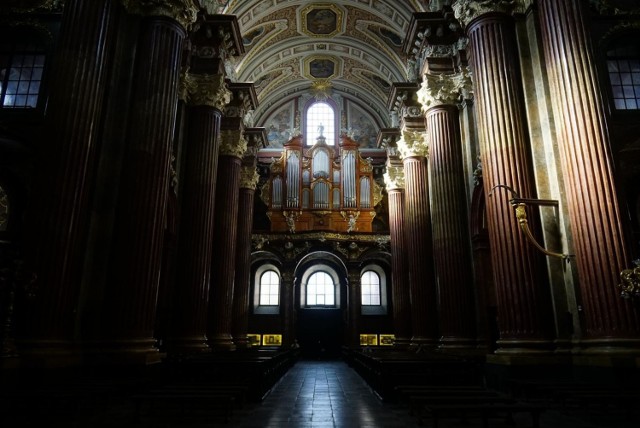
[239,166,259,190]
[383,164,405,191]
[179,72,232,109]
[220,130,248,158]
[120,0,199,29]
[452,0,516,27]
[397,130,429,159]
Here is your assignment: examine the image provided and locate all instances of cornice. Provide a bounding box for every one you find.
[120,0,199,29]
[179,72,231,109]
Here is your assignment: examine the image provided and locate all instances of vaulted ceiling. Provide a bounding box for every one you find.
[221,1,428,129]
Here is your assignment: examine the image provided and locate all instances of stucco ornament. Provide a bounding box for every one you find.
[383,164,405,191]
[121,0,199,29]
[220,131,248,158]
[179,72,232,109]
[239,166,260,190]
[452,0,516,27]
[397,130,429,159]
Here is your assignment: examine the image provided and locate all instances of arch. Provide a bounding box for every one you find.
[299,264,341,308]
[253,263,281,314]
[304,100,338,146]
[360,263,388,315]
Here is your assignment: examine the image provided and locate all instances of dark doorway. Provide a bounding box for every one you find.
[297,308,343,359]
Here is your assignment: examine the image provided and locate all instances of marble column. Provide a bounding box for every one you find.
[453,1,554,352]
[383,157,412,348]
[165,73,230,355]
[348,270,362,348]
[232,164,260,349]
[96,1,196,363]
[537,0,640,351]
[208,131,247,351]
[398,130,439,347]
[418,72,477,350]
[20,0,117,357]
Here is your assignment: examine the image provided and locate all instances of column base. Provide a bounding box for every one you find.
[163,336,210,356]
[494,338,555,354]
[409,336,438,350]
[393,337,412,349]
[83,339,163,365]
[574,338,640,356]
[232,335,250,350]
[16,340,82,368]
[208,334,236,352]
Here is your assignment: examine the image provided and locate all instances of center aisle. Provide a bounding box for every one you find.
[231,360,418,428]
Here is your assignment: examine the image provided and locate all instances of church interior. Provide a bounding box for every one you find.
[1,0,640,426]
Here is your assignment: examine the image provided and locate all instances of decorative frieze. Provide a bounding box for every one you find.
[179,72,231,109]
[397,130,429,159]
[219,130,248,158]
[120,0,199,29]
[239,166,259,190]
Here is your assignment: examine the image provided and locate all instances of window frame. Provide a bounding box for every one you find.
[303,99,339,147]
[0,31,47,110]
[299,264,341,309]
[605,37,640,111]
[360,264,388,315]
[253,264,281,315]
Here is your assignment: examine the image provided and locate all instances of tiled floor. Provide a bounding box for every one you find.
[225,360,639,428]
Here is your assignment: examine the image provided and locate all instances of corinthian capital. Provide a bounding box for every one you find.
[239,166,260,190]
[418,74,461,110]
[397,130,429,159]
[383,164,405,191]
[121,0,199,29]
[179,72,232,109]
[452,0,516,27]
[220,130,248,158]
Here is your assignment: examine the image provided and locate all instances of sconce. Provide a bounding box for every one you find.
[490,185,574,263]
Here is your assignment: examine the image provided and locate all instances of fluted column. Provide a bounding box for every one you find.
[383,158,412,348]
[232,165,259,349]
[398,131,439,347]
[208,131,247,351]
[20,0,117,357]
[453,1,554,352]
[96,1,195,362]
[418,72,477,350]
[165,73,230,355]
[348,270,362,348]
[537,0,640,351]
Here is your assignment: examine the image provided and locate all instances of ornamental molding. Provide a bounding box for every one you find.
[239,166,260,190]
[179,72,231,109]
[120,0,199,29]
[383,164,405,191]
[452,0,517,27]
[200,0,227,14]
[397,130,429,159]
[6,0,65,13]
[219,130,248,158]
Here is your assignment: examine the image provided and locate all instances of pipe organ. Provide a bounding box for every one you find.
[263,134,378,233]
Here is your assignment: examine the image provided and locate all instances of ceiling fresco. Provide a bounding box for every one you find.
[221,1,428,131]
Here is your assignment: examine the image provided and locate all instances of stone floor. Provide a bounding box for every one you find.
[3,359,639,427]
[212,360,639,428]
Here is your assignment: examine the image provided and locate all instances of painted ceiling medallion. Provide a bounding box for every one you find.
[299,3,345,38]
[303,55,341,80]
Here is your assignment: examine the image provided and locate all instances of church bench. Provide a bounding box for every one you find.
[132,389,236,423]
[419,402,546,428]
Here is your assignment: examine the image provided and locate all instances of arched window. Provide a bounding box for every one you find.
[306,101,335,145]
[306,271,335,307]
[0,31,46,109]
[606,38,640,110]
[253,264,281,314]
[360,264,388,315]
[259,270,280,305]
[361,270,381,306]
